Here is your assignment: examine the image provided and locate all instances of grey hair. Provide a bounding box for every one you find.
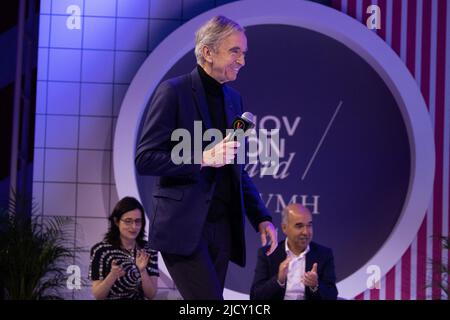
[195,15,244,65]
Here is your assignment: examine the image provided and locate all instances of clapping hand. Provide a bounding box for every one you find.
[277,255,293,285]
[110,260,125,279]
[302,263,318,288]
[136,249,150,272]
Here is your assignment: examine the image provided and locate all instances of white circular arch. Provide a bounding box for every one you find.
[113,0,435,299]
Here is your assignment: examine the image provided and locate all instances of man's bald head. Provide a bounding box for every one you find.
[281,203,312,226]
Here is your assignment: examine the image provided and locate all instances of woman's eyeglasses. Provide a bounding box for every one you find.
[120,218,143,226]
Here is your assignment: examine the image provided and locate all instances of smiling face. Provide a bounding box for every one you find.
[282,205,313,255]
[202,30,247,83]
[116,209,143,245]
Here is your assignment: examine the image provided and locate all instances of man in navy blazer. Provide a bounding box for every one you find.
[135,16,277,300]
[250,204,338,300]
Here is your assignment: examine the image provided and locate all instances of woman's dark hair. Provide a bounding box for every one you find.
[104,196,147,248]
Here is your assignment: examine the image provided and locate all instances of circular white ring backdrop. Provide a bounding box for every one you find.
[113,0,435,299]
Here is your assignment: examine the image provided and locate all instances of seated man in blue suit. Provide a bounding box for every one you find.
[250,203,338,300]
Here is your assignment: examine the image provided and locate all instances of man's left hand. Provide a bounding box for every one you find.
[303,263,319,288]
[258,221,278,255]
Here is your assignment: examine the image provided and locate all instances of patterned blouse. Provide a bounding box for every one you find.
[89,240,159,300]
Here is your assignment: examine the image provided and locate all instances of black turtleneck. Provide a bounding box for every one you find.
[197,65,234,218]
[197,65,227,135]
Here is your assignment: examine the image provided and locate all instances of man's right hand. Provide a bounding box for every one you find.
[201,133,240,168]
[277,255,292,286]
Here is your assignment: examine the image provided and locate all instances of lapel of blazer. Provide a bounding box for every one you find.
[305,242,318,273]
[273,241,287,268]
[190,68,212,130]
[223,85,242,181]
[272,241,288,297]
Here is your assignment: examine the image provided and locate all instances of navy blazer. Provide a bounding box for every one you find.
[135,68,272,267]
[250,240,338,300]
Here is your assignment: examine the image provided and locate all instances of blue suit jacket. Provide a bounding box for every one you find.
[250,241,338,300]
[135,68,272,266]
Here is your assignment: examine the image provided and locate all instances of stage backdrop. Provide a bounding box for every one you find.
[34,0,449,300]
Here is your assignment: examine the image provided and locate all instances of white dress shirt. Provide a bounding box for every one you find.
[283,240,310,300]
